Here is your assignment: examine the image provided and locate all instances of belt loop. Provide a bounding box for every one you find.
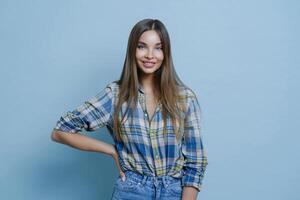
[153,177,158,187]
[141,174,147,186]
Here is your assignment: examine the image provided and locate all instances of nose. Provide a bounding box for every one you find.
[145,49,154,59]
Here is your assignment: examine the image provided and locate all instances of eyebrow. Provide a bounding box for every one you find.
[138,41,162,46]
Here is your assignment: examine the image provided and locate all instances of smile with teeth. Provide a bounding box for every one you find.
[143,61,156,67]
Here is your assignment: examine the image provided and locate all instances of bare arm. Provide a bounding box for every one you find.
[182,186,198,200]
[51,129,125,179]
[51,129,115,155]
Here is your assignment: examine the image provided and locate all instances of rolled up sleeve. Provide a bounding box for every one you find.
[181,93,208,192]
[53,83,114,133]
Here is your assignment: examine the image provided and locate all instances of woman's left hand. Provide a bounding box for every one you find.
[111,149,126,181]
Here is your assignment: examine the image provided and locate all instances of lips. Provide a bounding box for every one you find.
[142,61,156,68]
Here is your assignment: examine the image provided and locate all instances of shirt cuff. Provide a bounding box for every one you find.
[53,113,83,133]
[181,168,205,192]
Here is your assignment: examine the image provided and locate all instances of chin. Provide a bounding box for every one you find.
[138,66,161,75]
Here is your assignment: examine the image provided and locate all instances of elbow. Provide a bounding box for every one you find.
[51,129,63,142]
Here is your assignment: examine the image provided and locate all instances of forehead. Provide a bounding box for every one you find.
[138,30,161,44]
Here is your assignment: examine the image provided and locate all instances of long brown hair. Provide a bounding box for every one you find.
[113,19,187,142]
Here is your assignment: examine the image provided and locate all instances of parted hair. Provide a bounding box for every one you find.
[113,19,187,142]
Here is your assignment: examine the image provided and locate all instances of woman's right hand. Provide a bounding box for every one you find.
[111,149,126,181]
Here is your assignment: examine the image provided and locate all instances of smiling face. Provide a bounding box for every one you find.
[135,30,164,76]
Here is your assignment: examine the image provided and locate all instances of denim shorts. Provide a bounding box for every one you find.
[111,170,183,200]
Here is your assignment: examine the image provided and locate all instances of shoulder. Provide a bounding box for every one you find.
[177,85,202,117]
[90,80,119,101]
[176,84,200,113]
[105,80,120,94]
[106,80,119,91]
[177,84,198,100]
[102,81,121,104]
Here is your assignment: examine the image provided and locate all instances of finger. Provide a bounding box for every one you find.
[121,175,126,182]
[120,172,126,181]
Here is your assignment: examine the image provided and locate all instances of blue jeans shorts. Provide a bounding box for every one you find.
[111,170,183,200]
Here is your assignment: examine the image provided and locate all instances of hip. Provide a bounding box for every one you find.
[111,170,183,200]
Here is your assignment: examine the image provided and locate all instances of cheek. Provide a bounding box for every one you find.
[135,50,143,60]
[156,52,164,61]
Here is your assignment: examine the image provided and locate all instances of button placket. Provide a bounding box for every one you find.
[139,90,161,176]
[150,125,162,176]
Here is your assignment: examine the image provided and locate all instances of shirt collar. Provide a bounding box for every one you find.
[138,83,145,94]
[138,83,162,107]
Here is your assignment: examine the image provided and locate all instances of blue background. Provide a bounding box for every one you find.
[0,0,299,199]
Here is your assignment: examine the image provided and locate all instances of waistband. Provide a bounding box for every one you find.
[123,170,182,188]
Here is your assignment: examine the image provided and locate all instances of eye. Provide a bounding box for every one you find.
[137,44,145,49]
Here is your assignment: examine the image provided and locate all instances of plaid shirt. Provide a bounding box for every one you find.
[53,81,208,191]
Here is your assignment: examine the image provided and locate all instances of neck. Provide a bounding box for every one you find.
[139,73,158,94]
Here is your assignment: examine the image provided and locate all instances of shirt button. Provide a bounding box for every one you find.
[144,113,148,117]
[155,154,159,158]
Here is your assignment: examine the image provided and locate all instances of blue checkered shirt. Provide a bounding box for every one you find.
[53,81,208,191]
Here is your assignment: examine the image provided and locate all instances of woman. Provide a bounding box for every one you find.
[51,19,208,200]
